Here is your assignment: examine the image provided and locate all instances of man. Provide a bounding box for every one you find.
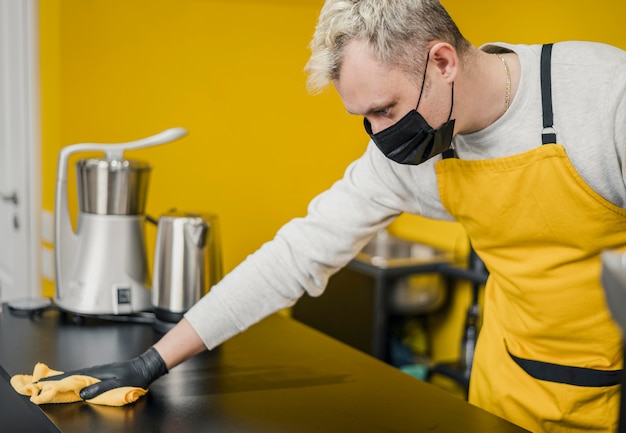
[32,1,626,431]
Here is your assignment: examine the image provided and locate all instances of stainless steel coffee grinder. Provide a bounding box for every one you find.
[54,128,187,315]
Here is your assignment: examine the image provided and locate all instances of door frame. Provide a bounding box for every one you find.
[0,0,41,300]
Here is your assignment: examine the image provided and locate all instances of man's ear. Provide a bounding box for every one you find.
[429,42,458,83]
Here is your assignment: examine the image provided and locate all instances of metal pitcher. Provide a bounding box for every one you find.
[152,211,223,330]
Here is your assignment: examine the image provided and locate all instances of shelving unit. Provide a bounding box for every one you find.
[293,232,462,362]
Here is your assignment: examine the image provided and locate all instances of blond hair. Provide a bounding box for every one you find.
[305,0,471,93]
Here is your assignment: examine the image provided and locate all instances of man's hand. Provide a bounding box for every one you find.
[40,346,168,400]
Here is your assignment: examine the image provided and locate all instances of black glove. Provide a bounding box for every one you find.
[40,347,168,400]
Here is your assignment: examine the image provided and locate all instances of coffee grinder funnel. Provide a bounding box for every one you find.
[77,158,152,215]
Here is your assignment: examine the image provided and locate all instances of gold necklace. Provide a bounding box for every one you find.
[495,53,511,113]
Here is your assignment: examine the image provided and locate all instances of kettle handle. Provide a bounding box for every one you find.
[53,128,187,300]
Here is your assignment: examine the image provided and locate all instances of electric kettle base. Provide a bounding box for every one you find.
[153,317,177,334]
[152,307,184,333]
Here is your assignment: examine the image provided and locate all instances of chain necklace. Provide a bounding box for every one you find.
[495,53,511,113]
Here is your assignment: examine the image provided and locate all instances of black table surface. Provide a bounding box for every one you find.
[0,304,527,432]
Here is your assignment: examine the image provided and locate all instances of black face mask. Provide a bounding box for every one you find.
[364,56,455,165]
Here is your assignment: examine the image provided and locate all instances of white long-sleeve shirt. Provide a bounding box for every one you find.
[185,41,626,350]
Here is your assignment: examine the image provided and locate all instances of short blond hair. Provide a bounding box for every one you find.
[304,0,470,94]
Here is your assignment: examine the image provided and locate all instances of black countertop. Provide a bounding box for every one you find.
[0,304,527,432]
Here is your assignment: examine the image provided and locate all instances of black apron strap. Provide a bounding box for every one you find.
[441,148,456,159]
[541,43,557,144]
[508,348,621,387]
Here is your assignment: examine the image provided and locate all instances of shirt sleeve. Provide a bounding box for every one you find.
[613,53,626,187]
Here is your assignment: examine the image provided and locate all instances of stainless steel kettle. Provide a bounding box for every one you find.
[152,211,223,332]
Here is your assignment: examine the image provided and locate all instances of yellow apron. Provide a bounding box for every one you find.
[435,45,626,432]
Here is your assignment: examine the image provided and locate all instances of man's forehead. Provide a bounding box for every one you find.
[340,39,381,72]
[336,42,414,115]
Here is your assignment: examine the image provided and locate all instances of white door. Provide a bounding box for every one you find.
[0,0,41,302]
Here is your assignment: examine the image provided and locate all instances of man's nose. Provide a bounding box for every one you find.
[368,119,393,135]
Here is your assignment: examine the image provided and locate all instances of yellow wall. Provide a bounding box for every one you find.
[39,0,365,296]
[39,0,626,364]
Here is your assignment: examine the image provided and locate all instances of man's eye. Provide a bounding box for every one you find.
[377,108,390,115]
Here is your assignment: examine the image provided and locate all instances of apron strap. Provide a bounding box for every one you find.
[442,148,456,159]
[508,347,621,387]
[541,43,558,144]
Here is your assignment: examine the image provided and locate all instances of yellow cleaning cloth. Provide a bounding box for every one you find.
[10,363,147,406]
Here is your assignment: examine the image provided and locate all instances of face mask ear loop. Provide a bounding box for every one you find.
[415,52,431,110]
[446,82,455,122]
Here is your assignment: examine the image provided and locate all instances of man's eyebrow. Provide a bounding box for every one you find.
[347,100,394,116]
